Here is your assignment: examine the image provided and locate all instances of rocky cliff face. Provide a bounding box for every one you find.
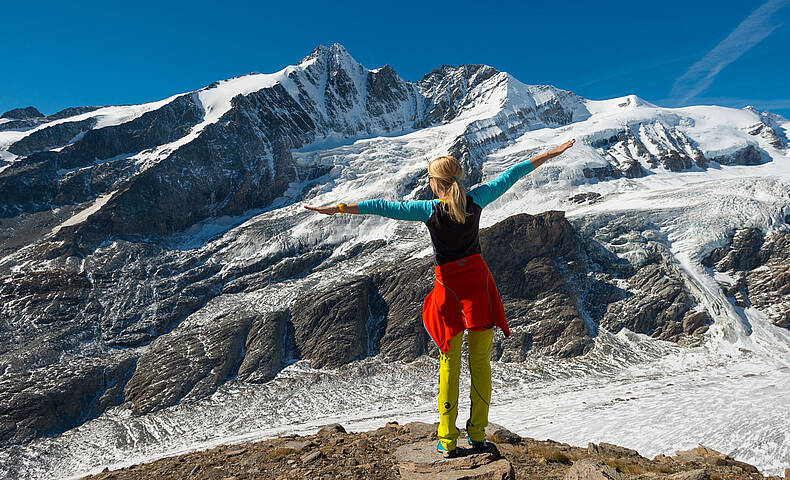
[704,228,790,329]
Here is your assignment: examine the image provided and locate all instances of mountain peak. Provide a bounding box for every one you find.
[1,106,44,119]
[299,42,360,68]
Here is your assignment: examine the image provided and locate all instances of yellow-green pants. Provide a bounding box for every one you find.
[437,328,493,451]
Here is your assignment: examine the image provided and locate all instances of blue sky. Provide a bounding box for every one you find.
[3,0,789,118]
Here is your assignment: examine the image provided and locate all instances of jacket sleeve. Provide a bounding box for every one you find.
[357,199,437,222]
[468,159,534,209]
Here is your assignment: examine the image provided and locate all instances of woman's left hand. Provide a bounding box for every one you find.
[549,138,575,156]
[303,205,340,215]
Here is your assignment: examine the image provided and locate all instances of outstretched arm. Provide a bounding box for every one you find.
[469,139,575,208]
[304,199,437,222]
[304,203,360,215]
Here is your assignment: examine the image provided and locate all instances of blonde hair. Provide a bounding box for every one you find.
[428,155,472,224]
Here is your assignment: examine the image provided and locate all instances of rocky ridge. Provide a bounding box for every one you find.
[79,421,789,480]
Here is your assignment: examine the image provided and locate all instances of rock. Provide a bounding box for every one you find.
[317,423,346,434]
[403,422,437,438]
[563,457,623,479]
[729,459,760,473]
[8,117,97,156]
[485,424,521,444]
[587,441,643,458]
[711,228,765,271]
[694,444,731,460]
[279,440,313,452]
[785,467,789,480]
[569,192,602,205]
[590,122,703,176]
[669,469,710,480]
[673,445,732,466]
[367,256,435,361]
[301,450,322,463]
[746,232,790,329]
[395,440,514,479]
[746,121,786,149]
[702,229,790,329]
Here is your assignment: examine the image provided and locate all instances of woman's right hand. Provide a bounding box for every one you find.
[304,205,340,215]
[548,138,575,157]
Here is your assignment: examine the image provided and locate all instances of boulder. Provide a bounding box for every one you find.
[403,421,439,438]
[563,458,623,479]
[395,440,515,479]
[317,423,346,434]
[485,423,521,444]
[587,441,643,459]
[669,469,710,480]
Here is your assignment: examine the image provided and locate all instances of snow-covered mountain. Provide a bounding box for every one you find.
[1,43,789,478]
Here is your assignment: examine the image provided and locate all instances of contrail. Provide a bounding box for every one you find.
[669,0,789,105]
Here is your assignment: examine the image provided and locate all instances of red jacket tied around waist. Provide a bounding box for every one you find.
[422,253,510,354]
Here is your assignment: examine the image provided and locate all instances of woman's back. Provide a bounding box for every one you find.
[426,196,482,266]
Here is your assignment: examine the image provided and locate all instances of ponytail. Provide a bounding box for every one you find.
[444,178,471,224]
[428,156,472,224]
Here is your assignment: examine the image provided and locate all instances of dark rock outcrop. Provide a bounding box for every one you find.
[746,121,786,149]
[709,144,765,166]
[705,228,790,329]
[237,310,293,383]
[290,277,372,369]
[123,311,254,415]
[589,121,707,178]
[602,262,712,341]
[1,106,43,119]
[481,211,594,359]
[572,213,712,344]
[569,192,602,204]
[0,356,136,445]
[8,117,97,156]
[368,258,435,362]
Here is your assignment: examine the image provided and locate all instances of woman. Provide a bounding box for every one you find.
[304,138,575,457]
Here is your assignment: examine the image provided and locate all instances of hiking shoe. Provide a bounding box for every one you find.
[436,441,459,458]
[468,438,489,451]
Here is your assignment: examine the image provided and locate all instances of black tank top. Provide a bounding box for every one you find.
[425,196,483,266]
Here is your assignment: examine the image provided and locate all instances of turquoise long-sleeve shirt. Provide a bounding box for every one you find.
[357,159,534,222]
